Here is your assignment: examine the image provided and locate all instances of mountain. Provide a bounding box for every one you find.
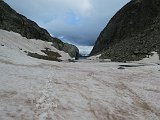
[90,0,160,62]
[0,0,79,59]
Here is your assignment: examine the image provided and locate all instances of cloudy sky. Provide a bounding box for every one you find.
[5,0,129,55]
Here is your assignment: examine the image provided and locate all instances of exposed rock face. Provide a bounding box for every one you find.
[90,0,160,61]
[62,43,79,59]
[0,0,79,58]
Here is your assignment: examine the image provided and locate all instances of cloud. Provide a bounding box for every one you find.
[76,45,93,56]
[5,0,130,46]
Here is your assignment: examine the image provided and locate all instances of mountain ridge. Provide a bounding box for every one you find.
[0,0,79,59]
[90,0,160,62]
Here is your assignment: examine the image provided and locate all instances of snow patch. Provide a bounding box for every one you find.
[0,29,71,62]
[133,52,160,64]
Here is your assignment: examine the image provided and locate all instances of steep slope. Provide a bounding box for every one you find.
[0,29,71,62]
[0,0,79,58]
[90,0,160,62]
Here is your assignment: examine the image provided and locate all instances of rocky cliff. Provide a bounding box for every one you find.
[90,0,160,62]
[0,0,79,58]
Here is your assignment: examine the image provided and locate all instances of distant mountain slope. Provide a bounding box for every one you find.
[0,0,79,58]
[90,0,160,62]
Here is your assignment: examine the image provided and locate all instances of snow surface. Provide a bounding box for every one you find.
[133,52,160,64]
[0,30,160,120]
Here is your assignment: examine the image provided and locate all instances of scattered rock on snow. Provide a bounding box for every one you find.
[118,66,125,69]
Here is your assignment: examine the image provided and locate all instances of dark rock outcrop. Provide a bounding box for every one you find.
[0,0,79,58]
[90,0,160,61]
[62,43,79,59]
[28,48,62,62]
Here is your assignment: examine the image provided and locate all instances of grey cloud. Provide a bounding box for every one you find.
[5,0,130,46]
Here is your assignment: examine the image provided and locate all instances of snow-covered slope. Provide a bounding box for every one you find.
[0,29,160,120]
[0,29,71,63]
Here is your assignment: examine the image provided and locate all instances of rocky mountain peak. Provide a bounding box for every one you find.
[0,0,79,58]
[90,0,160,62]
